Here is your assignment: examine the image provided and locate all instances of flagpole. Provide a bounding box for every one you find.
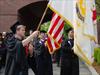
[36,5,48,30]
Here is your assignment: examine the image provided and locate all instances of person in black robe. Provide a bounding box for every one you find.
[60,28,79,75]
[0,33,7,71]
[28,30,38,75]
[4,21,39,75]
[33,31,53,75]
[28,50,38,75]
[55,48,61,67]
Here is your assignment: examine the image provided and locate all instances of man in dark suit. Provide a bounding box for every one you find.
[60,28,79,75]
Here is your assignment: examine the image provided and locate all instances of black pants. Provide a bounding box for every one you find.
[55,49,61,66]
[61,55,79,75]
[0,55,6,70]
[35,55,53,75]
[28,56,38,75]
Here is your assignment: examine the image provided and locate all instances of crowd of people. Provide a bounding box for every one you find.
[0,21,79,75]
[0,32,6,70]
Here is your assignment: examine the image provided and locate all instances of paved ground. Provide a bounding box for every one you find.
[28,61,92,75]
[0,61,92,75]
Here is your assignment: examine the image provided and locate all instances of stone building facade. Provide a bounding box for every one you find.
[0,0,41,32]
[0,0,100,43]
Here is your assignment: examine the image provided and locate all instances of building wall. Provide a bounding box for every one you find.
[0,0,100,43]
[0,0,41,32]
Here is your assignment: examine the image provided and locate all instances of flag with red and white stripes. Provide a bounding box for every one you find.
[92,0,96,24]
[46,13,64,54]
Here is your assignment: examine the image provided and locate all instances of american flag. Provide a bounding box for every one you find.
[46,13,64,54]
